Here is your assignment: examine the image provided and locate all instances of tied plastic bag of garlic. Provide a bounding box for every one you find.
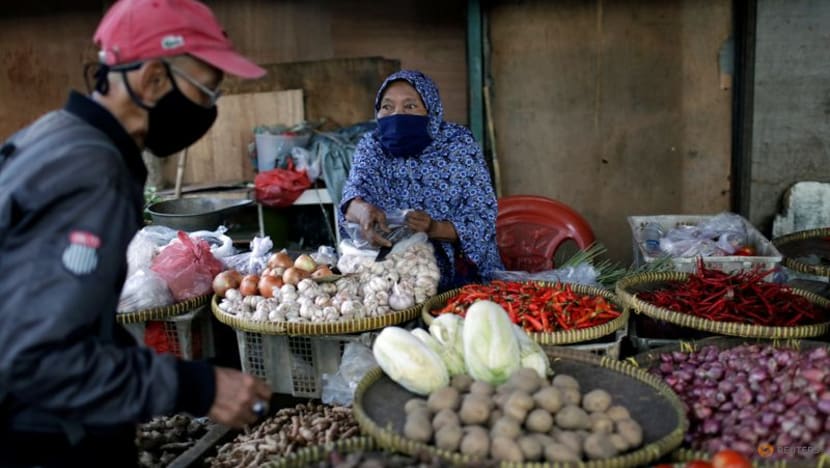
[218,233,440,323]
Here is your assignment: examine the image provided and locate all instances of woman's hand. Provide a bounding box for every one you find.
[405,210,432,233]
[345,198,391,247]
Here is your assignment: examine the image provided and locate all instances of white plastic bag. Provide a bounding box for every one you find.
[321,342,377,406]
[222,236,273,275]
[188,226,236,259]
[492,263,600,287]
[118,268,174,313]
[126,226,179,276]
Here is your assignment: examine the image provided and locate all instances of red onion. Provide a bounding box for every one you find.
[650,343,830,459]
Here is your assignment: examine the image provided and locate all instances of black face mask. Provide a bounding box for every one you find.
[143,82,217,157]
[100,63,217,157]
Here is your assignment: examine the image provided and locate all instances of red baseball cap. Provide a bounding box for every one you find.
[94,0,265,79]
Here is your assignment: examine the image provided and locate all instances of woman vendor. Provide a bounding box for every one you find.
[341,70,503,289]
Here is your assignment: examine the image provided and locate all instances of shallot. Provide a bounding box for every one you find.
[652,344,830,460]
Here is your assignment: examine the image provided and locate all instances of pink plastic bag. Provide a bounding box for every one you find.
[151,231,223,302]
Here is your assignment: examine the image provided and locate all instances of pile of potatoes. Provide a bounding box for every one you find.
[402,368,644,463]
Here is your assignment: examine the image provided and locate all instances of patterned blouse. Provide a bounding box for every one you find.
[340,70,503,289]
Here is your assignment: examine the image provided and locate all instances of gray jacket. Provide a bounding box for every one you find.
[0,92,214,439]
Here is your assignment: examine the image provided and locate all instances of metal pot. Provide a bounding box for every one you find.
[147,197,253,231]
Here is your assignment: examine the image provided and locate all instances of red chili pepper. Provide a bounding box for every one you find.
[639,260,826,327]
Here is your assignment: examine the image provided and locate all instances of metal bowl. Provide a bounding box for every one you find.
[147,197,253,231]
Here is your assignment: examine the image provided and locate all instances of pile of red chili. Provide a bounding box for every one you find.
[638,262,827,327]
[435,280,621,333]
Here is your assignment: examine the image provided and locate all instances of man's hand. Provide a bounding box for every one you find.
[345,198,391,247]
[405,210,432,233]
[208,367,272,428]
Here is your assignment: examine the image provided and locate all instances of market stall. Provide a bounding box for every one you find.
[119,208,830,467]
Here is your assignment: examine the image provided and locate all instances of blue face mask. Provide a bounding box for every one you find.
[377,114,432,157]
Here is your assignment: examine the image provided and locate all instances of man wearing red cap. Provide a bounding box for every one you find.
[0,1,271,465]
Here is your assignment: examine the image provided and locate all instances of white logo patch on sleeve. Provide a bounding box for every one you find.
[62,230,101,275]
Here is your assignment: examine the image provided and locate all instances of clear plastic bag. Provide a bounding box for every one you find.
[321,342,377,406]
[342,208,415,250]
[492,263,600,287]
[222,236,273,275]
[126,226,180,276]
[188,226,236,259]
[659,212,749,257]
[118,267,174,313]
[292,146,321,182]
[310,245,338,266]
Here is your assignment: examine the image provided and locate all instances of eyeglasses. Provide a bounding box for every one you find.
[165,62,223,107]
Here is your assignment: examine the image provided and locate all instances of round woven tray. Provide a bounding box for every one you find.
[261,436,377,468]
[116,294,211,324]
[353,347,688,468]
[211,295,422,336]
[615,272,830,339]
[629,336,830,467]
[421,282,629,346]
[772,227,830,278]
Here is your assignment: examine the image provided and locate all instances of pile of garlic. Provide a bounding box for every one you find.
[217,241,440,323]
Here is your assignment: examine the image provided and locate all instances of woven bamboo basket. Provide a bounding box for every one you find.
[421,282,629,346]
[211,295,422,336]
[616,272,830,339]
[629,336,830,467]
[353,347,688,468]
[772,227,830,278]
[116,294,211,324]
[261,436,376,468]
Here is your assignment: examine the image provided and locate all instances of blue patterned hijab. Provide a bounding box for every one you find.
[340,70,503,289]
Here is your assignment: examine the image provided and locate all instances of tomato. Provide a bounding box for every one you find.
[711,450,752,468]
[734,246,756,256]
[686,461,713,468]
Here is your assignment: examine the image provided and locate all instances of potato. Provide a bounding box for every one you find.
[460,428,490,457]
[404,398,428,414]
[525,408,554,433]
[403,414,432,442]
[582,389,613,413]
[544,442,581,462]
[606,405,631,422]
[492,392,509,408]
[609,433,630,452]
[532,386,564,413]
[469,381,494,396]
[491,436,525,462]
[459,394,491,425]
[509,367,542,394]
[590,412,615,434]
[408,408,432,424]
[428,386,460,412]
[517,435,543,461]
[503,390,534,423]
[583,433,618,460]
[488,409,503,427]
[490,416,522,440]
[552,374,580,391]
[432,408,460,431]
[451,374,474,393]
[555,405,591,430]
[435,424,463,452]
[555,431,583,457]
[616,418,644,447]
[561,387,582,406]
[533,433,556,447]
